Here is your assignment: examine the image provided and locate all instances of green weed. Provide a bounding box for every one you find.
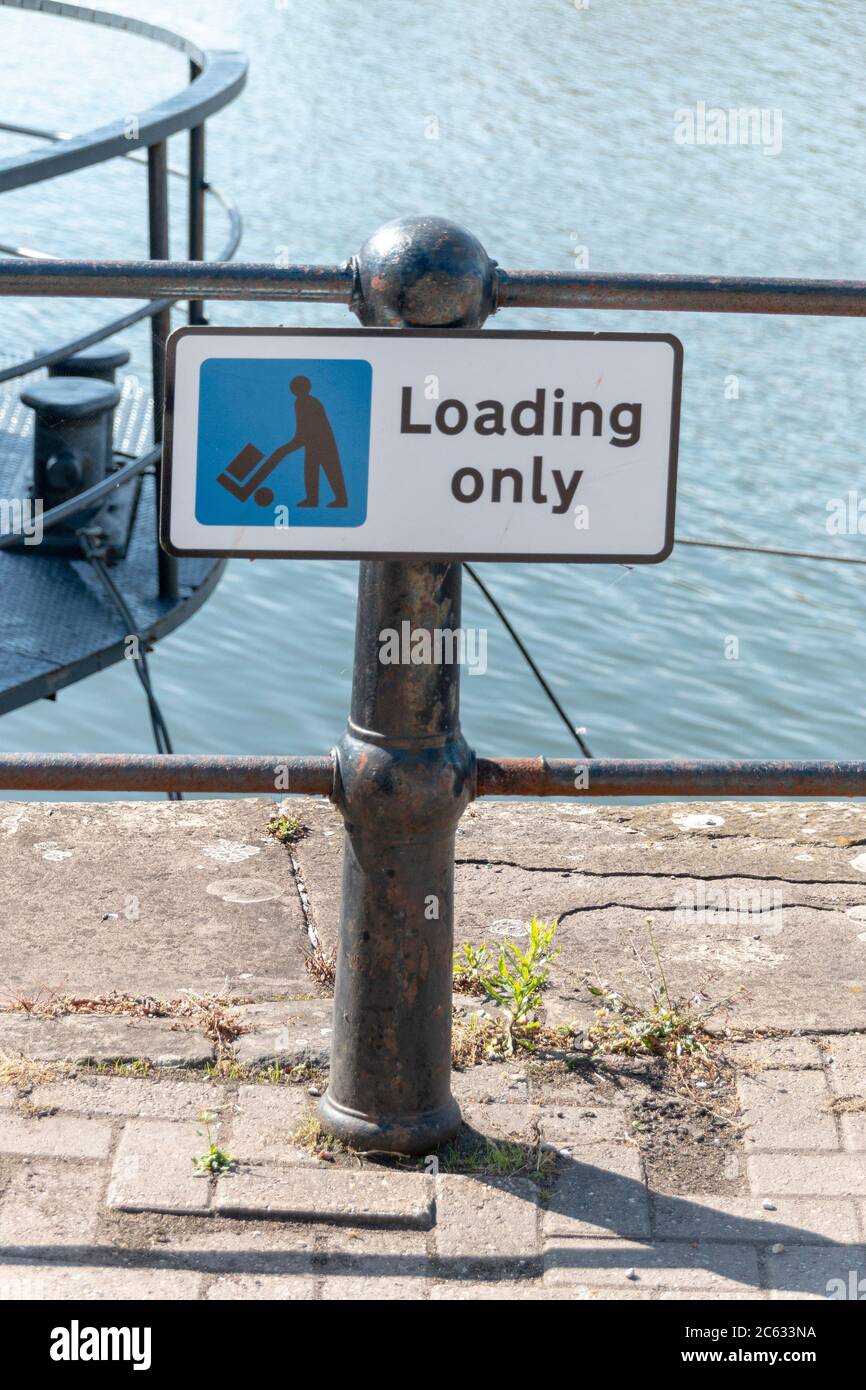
[452,917,559,1053]
[192,1110,236,1176]
[267,814,307,846]
[585,917,718,1061]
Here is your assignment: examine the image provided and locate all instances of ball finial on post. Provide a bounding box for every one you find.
[352,214,497,328]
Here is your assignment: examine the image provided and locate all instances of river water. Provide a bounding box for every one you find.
[1,0,865,791]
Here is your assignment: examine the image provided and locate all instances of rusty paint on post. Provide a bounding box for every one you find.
[317,217,496,1155]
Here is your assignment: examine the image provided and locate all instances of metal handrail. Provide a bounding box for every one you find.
[0,259,353,302]
[0,114,242,383]
[495,269,866,316]
[0,753,862,798]
[2,259,866,317]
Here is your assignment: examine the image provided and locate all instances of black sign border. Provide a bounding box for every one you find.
[160,327,682,563]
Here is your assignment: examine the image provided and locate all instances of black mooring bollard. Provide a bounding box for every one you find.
[318,216,497,1154]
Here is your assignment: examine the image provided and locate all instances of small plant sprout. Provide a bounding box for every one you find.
[452,917,559,1054]
[452,941,491,995]
[192,1111,236,1176]
[584,917,728,1062]
[267,813,307,845]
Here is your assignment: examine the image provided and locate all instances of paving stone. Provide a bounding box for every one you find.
[748,1152,866,1197]
[207,1275,316,1300]
[29,1077,229,1121]
[159,1222,315,1275]
[451,1066,529,1105]
[214,1166,433,1228]
[319,1275,427,1299]
[0,1014,211,1066]
[764,1244,866,1300]
[540,995,595,1031]
[460,1103,537,1143]
[317,1224,428,1295]
[736,1037,824,1070]
[226,1084,313,1163]
[0,1160,103,1244]
[0,1269,53,1300]
[233,1001,333,1068]
[434,1175,539,1263]
[543,1147,649,1240]
[658,1289,769,1301]
[543,1239,761,1292]
[0,1263,203,1299]
[539,1106,629,1149]
[452,993,508,1025]
[737,1071,838,1151]
[528,1068,628,1109]
[0,1112,112,1159]
[652,1195,860,1244]
[430,1280,606,1300]
[825,1036,866,1094]
[106,1119,212,1215]
[840,1111,866,1152]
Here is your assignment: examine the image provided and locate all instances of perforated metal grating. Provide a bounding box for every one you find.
[0,371,221,714]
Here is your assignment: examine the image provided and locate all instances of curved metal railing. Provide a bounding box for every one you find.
[0,0,249,597]
[0,121,242,384]
[0,1,245,193]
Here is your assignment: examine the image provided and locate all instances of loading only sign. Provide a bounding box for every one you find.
[161,328,682,562]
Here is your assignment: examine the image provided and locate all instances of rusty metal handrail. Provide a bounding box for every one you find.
[494,269,866,316]
[0,753,864,798]
[0,260,353,303]
[0,753,334,794]
[2,259,866,316]
[475,758,866,798]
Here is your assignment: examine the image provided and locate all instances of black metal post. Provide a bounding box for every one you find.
[188,59,206,326]
[319,217,496,1155]
[148,140,179,600]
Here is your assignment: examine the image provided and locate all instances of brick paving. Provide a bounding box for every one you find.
[1,797,865,1300]
[0,1033,863,1299]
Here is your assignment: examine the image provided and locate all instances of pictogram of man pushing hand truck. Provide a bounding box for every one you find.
[216,375,349,509]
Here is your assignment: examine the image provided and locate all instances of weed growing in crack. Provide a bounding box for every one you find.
[192,1110,236,1176]
[293,1111,354,1158]
[583,917,731,1062]
[0,1053,72,1088]
[452,942,492,996]
[452,917,559,1055]
[303,944,337,989]
[267,813,308,846]
[438,1133,557,1188]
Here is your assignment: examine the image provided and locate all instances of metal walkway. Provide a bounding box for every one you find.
[0,370,220,714]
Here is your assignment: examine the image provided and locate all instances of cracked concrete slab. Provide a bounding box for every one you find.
[290,798,866,1031]
[0,798,308,1001]
[2,797,865,1037]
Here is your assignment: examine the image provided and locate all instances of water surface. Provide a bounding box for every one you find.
[0,0,864,792]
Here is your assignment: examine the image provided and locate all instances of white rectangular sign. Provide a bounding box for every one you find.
[161,328,681,562]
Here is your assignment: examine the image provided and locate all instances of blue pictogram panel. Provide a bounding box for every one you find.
[195,358,372,527]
